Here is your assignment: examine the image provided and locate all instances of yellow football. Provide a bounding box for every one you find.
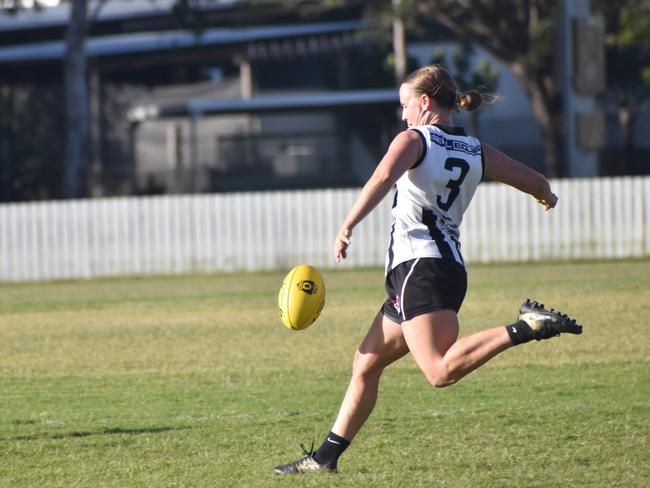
[278,264,325,330]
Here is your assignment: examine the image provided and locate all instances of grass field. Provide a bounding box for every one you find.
[1,259,649,487]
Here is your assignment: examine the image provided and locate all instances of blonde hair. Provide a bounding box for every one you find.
[403,65,485,112]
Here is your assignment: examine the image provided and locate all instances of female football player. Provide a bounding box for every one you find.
[273,65,582,474]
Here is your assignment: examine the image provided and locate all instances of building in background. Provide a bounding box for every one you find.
[0,0,647,201]
[0,0,399,198]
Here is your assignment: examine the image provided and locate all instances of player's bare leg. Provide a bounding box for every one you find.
[401,310,512,388]
[402,301,583,388]
[331,312,409,440]
[273,312,408,474]
[273,300,582,473]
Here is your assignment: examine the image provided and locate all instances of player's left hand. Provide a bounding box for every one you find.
[538,192,558,211]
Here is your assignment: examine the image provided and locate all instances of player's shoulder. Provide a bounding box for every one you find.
[406,124,469,143]
[406,125,431,138]
[390,127,426,150]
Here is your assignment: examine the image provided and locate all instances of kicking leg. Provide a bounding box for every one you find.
[402,300,583,388]
[401,309,512,387]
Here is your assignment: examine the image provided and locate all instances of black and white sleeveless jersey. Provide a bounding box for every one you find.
[385,124,484,274]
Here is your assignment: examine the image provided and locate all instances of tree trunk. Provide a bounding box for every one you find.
[537,109,564,178]
[510,63,564,178]
[392,0,406,86]
[63,0,88,198]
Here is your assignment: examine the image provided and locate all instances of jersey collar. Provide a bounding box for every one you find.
[432,124,467,136]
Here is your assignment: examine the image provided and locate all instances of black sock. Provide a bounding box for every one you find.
[506,320,535,345]
[313,431,350,467]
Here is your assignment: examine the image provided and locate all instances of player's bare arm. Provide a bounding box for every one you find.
[334,130,422,262]
[483,143,557,210]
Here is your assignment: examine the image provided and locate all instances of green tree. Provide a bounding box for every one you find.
[411,0,565,176]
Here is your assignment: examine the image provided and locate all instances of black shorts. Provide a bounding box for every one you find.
[381,257,467,324]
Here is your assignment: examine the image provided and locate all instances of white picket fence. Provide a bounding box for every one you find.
[1,176,649,282]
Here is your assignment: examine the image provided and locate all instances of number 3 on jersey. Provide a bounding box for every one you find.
[436,157,470,211]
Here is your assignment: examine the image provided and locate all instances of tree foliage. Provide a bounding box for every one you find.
[595,0,650,93]
[593,0,650,174]
[290,0,566,175]
[410,0,564,176]
[416,0,650,176]
[429,41,500,137]
[0,0,51,12]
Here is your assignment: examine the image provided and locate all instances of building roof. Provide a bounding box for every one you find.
[128,88,399,121]
[0,0,239,31]
[0,19,365,63]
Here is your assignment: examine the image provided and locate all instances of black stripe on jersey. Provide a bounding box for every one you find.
[422,209,454,260]
[408,128,427,169]
[386,190,398,271]
[480,144,486,181]
[386,221,397,271]
[448,234,465,267]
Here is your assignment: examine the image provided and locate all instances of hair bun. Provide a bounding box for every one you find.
[457,91,483,112]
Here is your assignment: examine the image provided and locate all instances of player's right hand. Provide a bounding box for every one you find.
[334,228,352,263]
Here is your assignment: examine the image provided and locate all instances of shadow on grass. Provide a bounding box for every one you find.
[10,425,191,441]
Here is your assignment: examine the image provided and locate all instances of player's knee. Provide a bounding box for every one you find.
[351,350,382,380]
[432,376,456,388]
[425,367,457,388]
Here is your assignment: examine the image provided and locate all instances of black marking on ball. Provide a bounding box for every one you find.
[297,280,318,295]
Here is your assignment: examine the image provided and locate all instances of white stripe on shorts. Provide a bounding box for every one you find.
[400,258,420,321]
